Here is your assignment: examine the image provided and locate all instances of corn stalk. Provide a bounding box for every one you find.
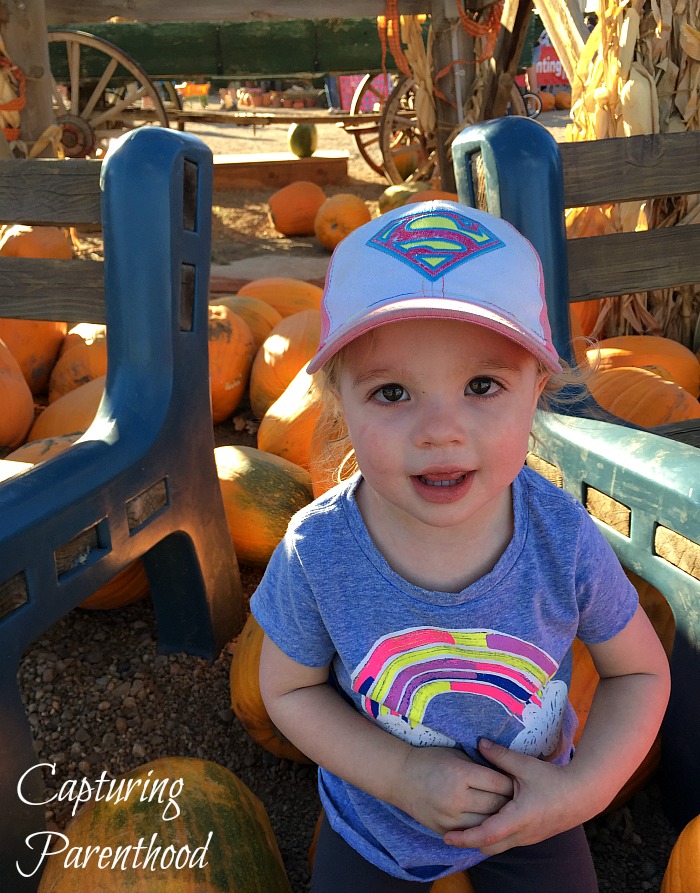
[566,0,699,347]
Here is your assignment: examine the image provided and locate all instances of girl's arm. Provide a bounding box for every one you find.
[259,633,514,834]
[444,604,671,853]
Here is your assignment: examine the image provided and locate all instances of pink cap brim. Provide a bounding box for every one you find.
[307,296,561,375]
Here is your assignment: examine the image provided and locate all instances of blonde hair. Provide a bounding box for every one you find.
[311,351,359,491]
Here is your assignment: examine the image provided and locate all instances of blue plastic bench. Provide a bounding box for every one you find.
[0,127,245,888]
[452,116,700,828]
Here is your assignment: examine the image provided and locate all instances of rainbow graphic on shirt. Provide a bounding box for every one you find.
[351,626,559,730]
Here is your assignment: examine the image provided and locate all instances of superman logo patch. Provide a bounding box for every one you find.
[368,209,505,279]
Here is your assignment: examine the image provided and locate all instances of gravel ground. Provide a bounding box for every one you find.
[15,106,680,891]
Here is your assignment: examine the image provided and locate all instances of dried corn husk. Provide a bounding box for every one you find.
[566,0,699,347]
[401,15,437,142]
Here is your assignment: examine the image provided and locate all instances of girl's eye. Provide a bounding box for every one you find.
[467,377,501,397]
[372,384,409,403]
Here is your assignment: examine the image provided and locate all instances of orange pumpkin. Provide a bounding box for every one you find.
[0,224,73,259]
[314,193,372,251]
[268,180,327,236]
[229,613,313,763]
[0,319,67,396]
[539,90,556,111]
[249,309,321,418]
[0,226,73,399]
[660,813,700,893]
[587,335,700,398]
[256,366,322,470]
[431,873,475,893]
[237,277,323,318]
[570,299,603,338]
[48,323,108,403]
[555,90,572,109]
[210,294,283,351]
[567,310,591,367]
[28,374,105,441]
[80,558,150,610]
[389,143,422,180]
[215,445,313,565]
[207,304,256,424]
[0,338,35,448]
[588,366,700,427]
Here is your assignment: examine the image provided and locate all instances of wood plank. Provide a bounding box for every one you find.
[0,159,102,225]
[0,259,105,323]
[45,1,429,25]
[567,226,700,301]
[213,151,348,189]
[169,109,382,127]
[560,132,700,207]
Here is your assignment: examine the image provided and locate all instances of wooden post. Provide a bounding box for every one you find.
[1,0,56,157]
[430,0,479,191]
[480,0,534,121]
[430,0,532,188]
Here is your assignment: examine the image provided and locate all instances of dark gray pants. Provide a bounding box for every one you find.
[311,815,599,893]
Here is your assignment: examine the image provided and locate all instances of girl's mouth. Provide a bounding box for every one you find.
[412,471,473,503]
[417,473,467,488]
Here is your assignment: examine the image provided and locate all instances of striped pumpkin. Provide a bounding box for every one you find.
[37,757,292,892]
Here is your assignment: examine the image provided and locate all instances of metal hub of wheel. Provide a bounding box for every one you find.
[48,30,170,158]
[53,112,95,158]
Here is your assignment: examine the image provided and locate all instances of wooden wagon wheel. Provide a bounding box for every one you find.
[47,30,171,158]
[347,72,396,176]
[379,75,437,185]
[157,80,185,132]
[380,78,534,185]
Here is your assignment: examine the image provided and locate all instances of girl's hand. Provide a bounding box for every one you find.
[446,608,671,855]
[442,739,591,853]
[396,744,514,835]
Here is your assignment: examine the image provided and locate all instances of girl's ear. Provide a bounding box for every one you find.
[532,371,550,414]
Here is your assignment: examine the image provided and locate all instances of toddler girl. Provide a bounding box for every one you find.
[250,202,670,893]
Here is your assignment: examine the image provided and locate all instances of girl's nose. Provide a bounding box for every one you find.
[414,398,466,447]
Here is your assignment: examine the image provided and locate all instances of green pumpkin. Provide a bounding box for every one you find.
[287,123,318,158]
[36,757,292,892]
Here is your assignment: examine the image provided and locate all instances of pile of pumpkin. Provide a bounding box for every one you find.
[267,177,461,250]
[538,88,572,112]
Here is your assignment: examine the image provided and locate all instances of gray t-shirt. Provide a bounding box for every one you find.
[251,466,638,881]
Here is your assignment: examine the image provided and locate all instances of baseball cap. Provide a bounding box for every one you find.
[307,200,560,375]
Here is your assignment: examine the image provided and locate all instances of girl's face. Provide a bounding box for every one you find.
[336,317,547,546]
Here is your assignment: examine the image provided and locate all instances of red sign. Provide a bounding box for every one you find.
[515,33,570,89]
[535,38,570,86]
[338,74,392,111]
